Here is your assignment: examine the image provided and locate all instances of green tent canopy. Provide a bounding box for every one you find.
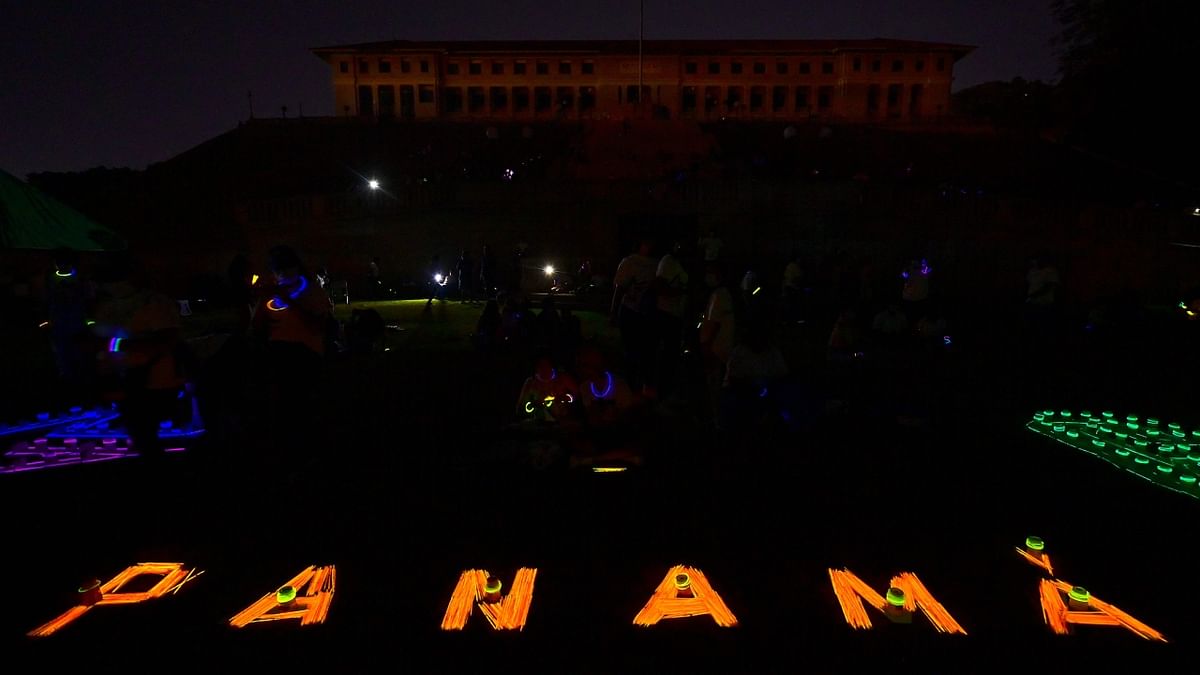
[0,169,125,251]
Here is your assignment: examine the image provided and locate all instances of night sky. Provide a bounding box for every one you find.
[0,1,1059,178]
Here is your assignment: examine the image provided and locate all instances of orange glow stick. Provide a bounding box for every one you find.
[229,565,337,628]
[632,565,738,628]
[441,568,538,631]
[828,568,966,635]
[29,562,197,637]
[1015,547,1054,575]
[1038,579,1165,641]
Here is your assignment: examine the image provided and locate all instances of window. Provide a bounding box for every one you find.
[750,86,765,111]
[867,84,880,112]
[359,60,369,74]
[625,84,640,103]
[892,59,903,72]
[534,86,551,111]
[936,57,945,71]
[685,61,698,74]
[339,61,349,74]
[776,62,788,75]
[887,83,901,106]
[795,86,810,110]
[704,86,720,113]
[513,87,530,111]
[492,62,504,75]
[419,84,434,103]
[582,61,594,75]
[682,86,697,112]
[559,61,571,75]
[731,62,743,74]
[377,86,395,116]
[536,61,549,75]
[772,85,787,112]
[442,87,463,113]
[447,62,460,75]
[490,87,508,111]
[708,61,720,74]
[871,60,881,73]
[915,59,925,72]
[852,57,861,73]
[579,86,596,110]
[401,60,411,73]
[753,62,766,75]
[469,61,482,75]
[420,60,429,73]
[821,61,833,75]
[799,62,811,75]
[725,86,743,111]
[379,60,391,73]
[817,85,832,109]
[515,61,527,74]
[357,85,373,114]
[557,86,574,109]
[467,86,485,112]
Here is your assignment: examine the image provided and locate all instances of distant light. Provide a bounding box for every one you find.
[502,168,515,181]
[368,179,380,191]
[544,265,555,276]
[434,273,443,283]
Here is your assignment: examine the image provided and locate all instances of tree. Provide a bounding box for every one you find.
[1051,1,1197,181]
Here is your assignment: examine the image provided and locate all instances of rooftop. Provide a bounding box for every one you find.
[312,38,975,61]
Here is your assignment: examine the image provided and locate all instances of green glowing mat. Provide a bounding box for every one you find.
[1027,410,1200,499]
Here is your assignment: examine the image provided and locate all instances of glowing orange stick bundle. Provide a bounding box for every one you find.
[632,565,738,628]
[1038,579,1165,642]
[440,568,538,631]
[828,569,966,635]
[1015,547,1054,576]
[29,562,197,637]
[229,565,337,628]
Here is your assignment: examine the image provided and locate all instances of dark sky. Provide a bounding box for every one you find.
[0,1,1060,178]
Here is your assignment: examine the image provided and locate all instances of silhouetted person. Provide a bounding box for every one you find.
[456,248,475,303]
[479,245,497,300]
[367,257,382,299]
[45,248,93,396]
[653,240,689,397]
[612,238,658,391]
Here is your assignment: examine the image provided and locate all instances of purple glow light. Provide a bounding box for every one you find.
[590,372,614,400]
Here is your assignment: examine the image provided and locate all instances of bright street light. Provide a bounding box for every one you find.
[368,179,380,191]
[544,265,555,276]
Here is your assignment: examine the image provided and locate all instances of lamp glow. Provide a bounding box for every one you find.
[544,265,555,276]
[368,179,380,191]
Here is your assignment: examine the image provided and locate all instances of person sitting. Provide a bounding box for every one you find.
[827,308,864,361]
[575,346,638,428]
[515,355,578,422]
[721,321,789,430]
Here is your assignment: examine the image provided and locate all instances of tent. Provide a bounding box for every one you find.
[0,169,125,251]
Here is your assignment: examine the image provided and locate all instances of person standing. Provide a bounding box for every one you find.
[92,255,185,460]
[426,255,448,306]
[611,238,658,391]
[653,240,689,397]
[700,262,736,425]
[479,245,497,301]
[900,258,932,321]
[366,257,382,299]
[252,246,333,448]
[45,248,93,397]
[456,248,475,303]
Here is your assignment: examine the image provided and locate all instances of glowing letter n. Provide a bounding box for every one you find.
[441,568,538,631]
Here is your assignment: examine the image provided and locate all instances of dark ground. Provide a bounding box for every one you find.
[1,297,1197,672]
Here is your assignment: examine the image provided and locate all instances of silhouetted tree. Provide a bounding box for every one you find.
[1052,1,1196,181]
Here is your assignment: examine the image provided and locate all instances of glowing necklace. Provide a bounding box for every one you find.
[590,371,613,399]
[266,276,309,311]
[55,268,76,278]
[535,368,557,384]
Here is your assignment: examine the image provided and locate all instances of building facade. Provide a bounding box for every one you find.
[313,39,973,123]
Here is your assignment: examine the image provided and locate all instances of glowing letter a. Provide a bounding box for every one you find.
[441,568,537,631]
[229,565,336,628]
[1039,579,1165,642]
[828,568,966,635]
[632,565,738,627]
[28,562,200,637]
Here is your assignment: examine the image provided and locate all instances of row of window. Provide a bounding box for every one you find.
[355,83,927,117]
[340,56,949,77]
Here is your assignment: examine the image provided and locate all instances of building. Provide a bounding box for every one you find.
[312,39,974,123]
